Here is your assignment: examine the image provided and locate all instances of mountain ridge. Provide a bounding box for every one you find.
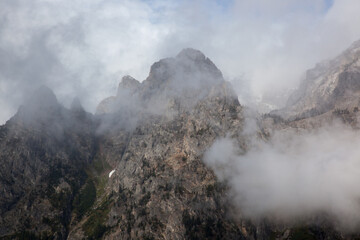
[1,45,360,239]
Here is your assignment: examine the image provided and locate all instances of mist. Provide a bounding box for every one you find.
[1,0,360,124]
[204,123,360,230]
[96,48,227,132]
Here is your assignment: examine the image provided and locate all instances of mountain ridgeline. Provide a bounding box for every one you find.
[1,45,360,239]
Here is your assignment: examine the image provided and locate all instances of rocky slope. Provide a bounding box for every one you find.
[68,48,248,239]
[261,40,360,136]
[0,87,96,239]
[274,40,360,122]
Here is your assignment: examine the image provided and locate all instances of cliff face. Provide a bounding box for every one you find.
[70,48,247,239]
[275,40,360,121]
[0,87,96,239]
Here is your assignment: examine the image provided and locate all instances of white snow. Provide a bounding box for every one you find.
[109,169,116,178]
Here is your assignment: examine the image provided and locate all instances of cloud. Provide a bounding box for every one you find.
[204,123,360,230]
[1,0,360,124]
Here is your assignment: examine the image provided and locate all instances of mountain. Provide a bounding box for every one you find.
[0,87,96,239]
[0,49,248,239]
[1,45,360,239]
[274,40,360,122]
[69,48,246,239]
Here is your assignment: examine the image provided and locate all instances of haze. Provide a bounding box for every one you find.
[1,0,360,124]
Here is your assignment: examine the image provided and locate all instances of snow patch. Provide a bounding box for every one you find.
[109,169,115,178]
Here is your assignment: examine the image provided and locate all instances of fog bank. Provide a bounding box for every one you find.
[204,124,360,230]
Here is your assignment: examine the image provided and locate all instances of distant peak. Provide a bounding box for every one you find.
[27,85,58,108]
[176,48,206,61]
[117,75,140,96]
[119,75,140,89]
[348,39,360,51]
[71,97,84,112]
[13,85,61,125]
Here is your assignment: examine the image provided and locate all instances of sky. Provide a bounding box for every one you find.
[0,0,360,124]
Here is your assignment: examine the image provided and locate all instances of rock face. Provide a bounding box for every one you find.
[0,88,96,239]
[276,40,360,121]
[72,48,246,239]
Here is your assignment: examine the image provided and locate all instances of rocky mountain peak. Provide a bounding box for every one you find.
[348,39,360,52]
[27,85,59,109]
[176,48,206,61]
[117,75,140,95]
[70,97,85,112]
[275,40,360,120]
[146,48,223,87]
[12,86,62,126]
[97,49,230,117]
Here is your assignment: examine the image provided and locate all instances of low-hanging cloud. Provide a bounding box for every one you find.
[204,123,360,230]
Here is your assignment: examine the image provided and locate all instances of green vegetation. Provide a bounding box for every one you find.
[73,180,96,218]
[82,198,113,239]
[48,189,71,210]
[73,153,110,218]
[73,154,113,238]
[94,175,108,198]
[91,157,111,175]
[290,227,317,240]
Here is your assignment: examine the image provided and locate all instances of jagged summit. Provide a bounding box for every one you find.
[275,39,360,120]
[176,48,206,61]
[70,97,85,112]
[12,86,62,125]
[145,48,223,87]
[117,75,140,96]
[96,48,233,116]
[26,85,59,109]
[175,48,222,79]
[347,39,360,52]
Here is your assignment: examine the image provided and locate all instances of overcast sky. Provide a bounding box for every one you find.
[1,0,360,124]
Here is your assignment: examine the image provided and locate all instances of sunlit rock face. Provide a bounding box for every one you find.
[85,49,245,239]
[276,40,360,121]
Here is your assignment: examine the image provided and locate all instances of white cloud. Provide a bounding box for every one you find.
[204,124,360,230]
